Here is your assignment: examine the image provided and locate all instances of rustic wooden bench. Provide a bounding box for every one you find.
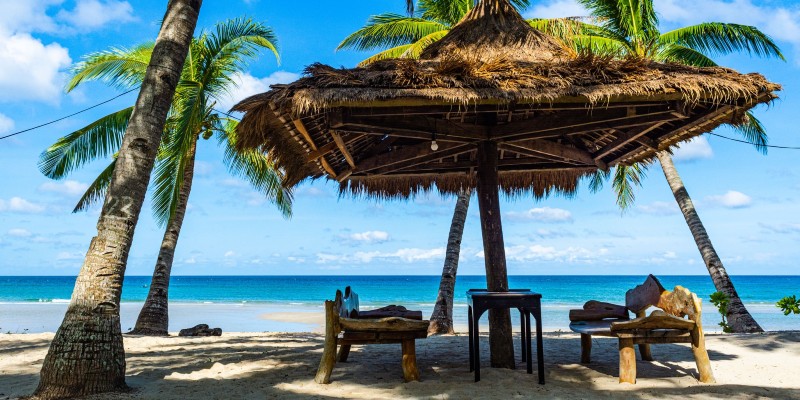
[314,286,429,383]
[568,275,715,384]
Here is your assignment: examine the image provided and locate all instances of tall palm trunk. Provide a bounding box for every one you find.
[33,2,201,398]
[657,151,763,333]
[130,137,198,335]
[429,188,472,335]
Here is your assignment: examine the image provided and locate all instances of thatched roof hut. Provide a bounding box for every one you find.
[234,0,780,368]
[235,0,779,199]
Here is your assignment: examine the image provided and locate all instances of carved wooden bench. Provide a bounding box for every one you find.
[568,275,715,384]
[314,286,429,383]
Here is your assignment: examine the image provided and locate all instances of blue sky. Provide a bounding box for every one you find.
[0,0,799,276]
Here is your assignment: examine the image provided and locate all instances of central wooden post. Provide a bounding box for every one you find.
[475,140,515,369]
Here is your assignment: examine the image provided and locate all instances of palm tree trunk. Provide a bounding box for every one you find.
[130,137,198,336]
[656,151,763,333]
[33,2,201,398]
[429,188,472,335]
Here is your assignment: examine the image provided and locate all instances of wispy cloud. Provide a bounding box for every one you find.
[346,230,390,243]
[0,197,46,213]
[7,228,32,237]
[0,113,14,134]
[637,201,679,216]
[506,207,573,223]
[39,180,89,197]
[760,222,800,235]
[477,244,610,264]
[316,247,445,264]
[215,71,300,112]
[56,0,135,31]
[705,190,753,208]
[673,137,713,162]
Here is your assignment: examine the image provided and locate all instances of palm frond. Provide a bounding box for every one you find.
[657,44,718,67]
[588,169,611,193]
[612,163,647,210]
[73,158,116,212]
[400,30,449,59]
[417,0,471,26]
[358,44,415,66]
[337,14,448,51]
[570,35,628,55]
[731,111,769,155]
[66,43,153,92]
[217,119,292,218]
[38,106,133,179]
[659,23,785,60]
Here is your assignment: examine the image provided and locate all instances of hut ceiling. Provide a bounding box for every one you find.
[233,0,780,199]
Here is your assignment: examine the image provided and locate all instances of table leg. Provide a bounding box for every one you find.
[468,305,474,372]
[473,309,482,382]
[519,309,526,363]
[535,308,544,384]
[524,311,532,374]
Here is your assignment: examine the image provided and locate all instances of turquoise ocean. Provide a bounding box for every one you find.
[1,275,798,333]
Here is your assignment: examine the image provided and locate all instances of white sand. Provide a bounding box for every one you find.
[1,331,799,399]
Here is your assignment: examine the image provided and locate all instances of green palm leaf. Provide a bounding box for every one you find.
[732,111,768,154]
[38,106,133,179]
[73,158,116,213]
[338,14,448,51]
[66,44,153,92]
[612,163,647,210]
[659,23,785,60]
[657,44,718,67]
[358,44,415,66]
[400,30,449,59]
[218,119,292,217]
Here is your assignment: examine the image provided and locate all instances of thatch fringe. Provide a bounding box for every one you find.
[337,169,595,200]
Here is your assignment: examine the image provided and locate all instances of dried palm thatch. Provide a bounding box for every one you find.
[233,0,779,200]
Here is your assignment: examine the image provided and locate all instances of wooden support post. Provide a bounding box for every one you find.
[691,327,715,383]
[315,300,338,384]
[638,344,653,361]
[580,334,592,364]
[401,339,420,382]
[337,344,351,362]
[618,338,636,384]
[475,140,515,369]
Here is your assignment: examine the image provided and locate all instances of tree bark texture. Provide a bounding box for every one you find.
[429,188,472,335]
[475,141,515,369]
[656,151,763,333]
[130,137,198,335]
[34,1,202,398]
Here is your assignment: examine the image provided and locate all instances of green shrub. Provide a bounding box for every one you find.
[777,295,800,315]
[710,292,733,333]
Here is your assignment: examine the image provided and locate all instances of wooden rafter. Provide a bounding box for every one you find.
[362,144,475,176]
[331,131,356,168]
[593,122,668,160]
[293,118,337,177]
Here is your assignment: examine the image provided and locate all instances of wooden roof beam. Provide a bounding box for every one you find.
[593,122,668,160]
[332,111,487,141]
[293,118,337,177]
[331,131,356,168]
[365,144,475,176]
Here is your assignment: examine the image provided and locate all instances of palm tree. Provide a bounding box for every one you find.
[33,1,202,398]
[38,18,292,336]
[570,0,784,333]
[429,188,472,335]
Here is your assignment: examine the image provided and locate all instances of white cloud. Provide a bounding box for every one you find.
[348,230,390,243]
[316,247,445,264]
[215,71,301,112]
[7,228,32,237]
[0,113,14,134]
[0,32,71,103]
[0,0,61,34]
[0,197,46,213]
[706,190,753,208]
[637,201,679,216]
[506,207,573,223]
[672,137,714,162]
[524,0,587,19]
[477,244,609,263]
[39,180,89,196]
[56,251,83,261]
[57,0,135,30]
[760,222,800,235]
[224,250,236,258]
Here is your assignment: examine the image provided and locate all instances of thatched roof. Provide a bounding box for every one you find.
[234,0,779,199]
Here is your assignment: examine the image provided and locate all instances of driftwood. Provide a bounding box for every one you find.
[568,275,715,384]
[178,324,222,337]
[315,286,429,384]
[569,300,629,322]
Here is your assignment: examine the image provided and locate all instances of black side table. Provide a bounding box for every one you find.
[466,289,544,383]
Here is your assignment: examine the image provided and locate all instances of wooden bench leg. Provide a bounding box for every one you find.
[691,328,715,383]
[401,339,420,382]
[638,344,653,361]
[337,344,351,362]
[315,301,338,384]
[618,338,636,384]
[580,334,592,364]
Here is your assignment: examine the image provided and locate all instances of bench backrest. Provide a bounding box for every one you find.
[625,274,703,325]
[335,286,360,318]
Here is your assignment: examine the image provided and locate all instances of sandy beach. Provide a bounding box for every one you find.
[2,331,798,399]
